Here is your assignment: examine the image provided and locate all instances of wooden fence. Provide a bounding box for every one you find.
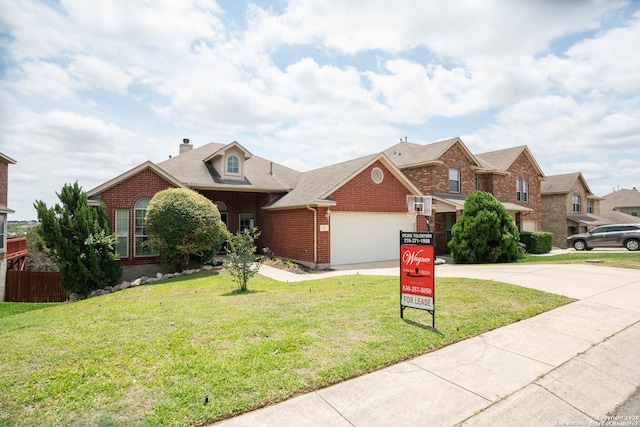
[5,271,68,302]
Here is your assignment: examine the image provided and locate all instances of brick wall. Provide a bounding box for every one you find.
[331,160,409,212]
[260,208,320,265]
[402,144,477,195]
[0,162,8,207]
[541,193,569,248]
[489,152,543,230]
[99,168,178,266]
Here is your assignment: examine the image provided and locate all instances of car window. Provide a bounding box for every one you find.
[591,227,608,234]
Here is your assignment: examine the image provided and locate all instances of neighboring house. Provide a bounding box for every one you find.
[600,188,640,220]
[383,138,544,255]
[1,152,17,301]
[88,140,422,278]
[541,172,609,248]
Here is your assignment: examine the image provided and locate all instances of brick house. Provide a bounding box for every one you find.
[1,152,17,301]
[383,138,544,255]
[541,172,610,248]
[88,140,422,278]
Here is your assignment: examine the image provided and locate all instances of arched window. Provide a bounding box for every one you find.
[227,155,239,175]
[134,198,153,256]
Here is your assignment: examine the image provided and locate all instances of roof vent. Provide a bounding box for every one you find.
[180,138,193,154]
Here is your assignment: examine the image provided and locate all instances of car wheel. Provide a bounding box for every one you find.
[625,239,639,251]
[573,240,587,251]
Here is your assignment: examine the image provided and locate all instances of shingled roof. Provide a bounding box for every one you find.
[265,153,421,209]
[475,145,545,177]
[157,143,302,192]
[383,137,480,169]
[541,172,593,195]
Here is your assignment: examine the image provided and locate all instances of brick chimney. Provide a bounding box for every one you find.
[179,138,193,154]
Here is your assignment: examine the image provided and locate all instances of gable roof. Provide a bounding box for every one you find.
[475,145,545,177]
[157,142,301,192]
[202,140,253,163]
[600,188,640,210]
[265,153,421,210]
[87,161,186,198]
[0,152,17,164]
[383,137,481,169]
[541,172,594,195]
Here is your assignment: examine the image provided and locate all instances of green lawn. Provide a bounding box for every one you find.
[519,251,640,269]
[0,271,572,426]
[0,302,63,319]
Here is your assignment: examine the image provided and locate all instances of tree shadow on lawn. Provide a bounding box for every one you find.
[220,289,265,297]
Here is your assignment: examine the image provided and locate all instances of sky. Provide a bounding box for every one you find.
[1,0,639,220]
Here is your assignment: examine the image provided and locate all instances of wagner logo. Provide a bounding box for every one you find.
[401,249,431,266]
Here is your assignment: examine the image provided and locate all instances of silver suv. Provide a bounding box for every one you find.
[567,224,640,251]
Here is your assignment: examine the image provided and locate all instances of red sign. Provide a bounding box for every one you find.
[400,232,435,318]
[400,245,434,310]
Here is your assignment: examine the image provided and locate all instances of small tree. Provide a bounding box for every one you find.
[34,182,122,296]
[448,191,520,264]
[145,188,225,271]
[224,227,266,292]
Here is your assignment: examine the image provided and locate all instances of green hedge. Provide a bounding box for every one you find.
[520,231,553,254]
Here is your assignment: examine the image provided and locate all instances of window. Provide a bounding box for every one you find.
[134,198,153,256]
[115,209,128,258]
[572,195,581,213]
[516,178,529,202]
[445,213,456,243]
[239,213,254,232]
[631,208,638,217]
[449,168,460,193]
[227,155,239,175]
[587,200,593,214]
[474,177,479,191]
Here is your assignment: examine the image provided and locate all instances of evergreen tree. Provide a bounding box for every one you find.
[448,191,520,264]
[34,182,122,296]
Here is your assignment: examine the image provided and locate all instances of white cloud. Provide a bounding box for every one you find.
[2,0,639,219]
[69,56,132,94]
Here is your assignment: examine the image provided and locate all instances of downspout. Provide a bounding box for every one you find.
[306,204,317,268]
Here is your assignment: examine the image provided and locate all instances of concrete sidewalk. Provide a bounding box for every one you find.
[213,263,640,426]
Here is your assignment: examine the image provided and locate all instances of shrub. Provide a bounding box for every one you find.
[520,231,553,254]
[448,191,520,264]
[145,188,225,271]
[224,227,266,292]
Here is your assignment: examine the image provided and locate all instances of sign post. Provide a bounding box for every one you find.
[400,231,435,327]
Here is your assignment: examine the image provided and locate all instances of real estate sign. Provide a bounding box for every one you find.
[400,231,435,326]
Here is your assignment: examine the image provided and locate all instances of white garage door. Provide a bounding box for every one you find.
[330,212,415,265]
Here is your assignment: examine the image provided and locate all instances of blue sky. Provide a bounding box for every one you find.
[1,0,639,220]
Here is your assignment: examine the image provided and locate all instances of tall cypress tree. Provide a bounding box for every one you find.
[34,182,122,296]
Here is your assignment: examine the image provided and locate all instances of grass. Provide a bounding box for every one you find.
[519,251,640,270]
[0,302,63,319]
[0,271,572,427]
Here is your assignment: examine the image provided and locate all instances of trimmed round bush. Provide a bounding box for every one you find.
[145,188,225,270]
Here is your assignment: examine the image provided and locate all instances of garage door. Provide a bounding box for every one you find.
[330,212,415,265]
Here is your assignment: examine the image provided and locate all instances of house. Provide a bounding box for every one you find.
[1,152,17,301]
[383,138,544,255]
[541,172,609,248]
[88,140,423,279]
[600,188,640,220]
